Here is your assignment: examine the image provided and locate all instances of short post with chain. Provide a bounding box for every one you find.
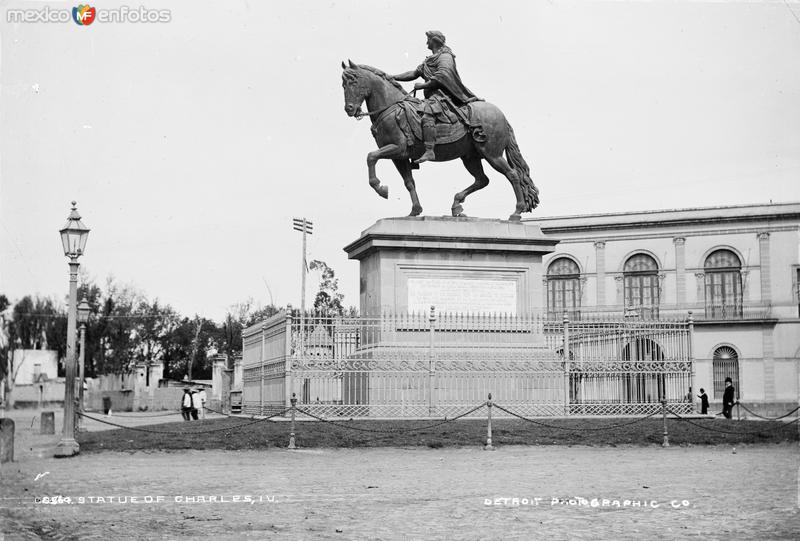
[661,399,670,448]
[484,393,495,451]
[288,393,297,450]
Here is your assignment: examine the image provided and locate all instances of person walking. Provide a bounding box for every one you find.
[181,388,192,421]
[722,377,736,419]
[697,388,709,415]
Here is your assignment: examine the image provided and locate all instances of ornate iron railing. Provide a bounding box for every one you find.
[240,310,693,418]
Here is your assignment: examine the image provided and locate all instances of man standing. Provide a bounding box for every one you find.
[722,377,736,419]
[181,388,192,421]
[392,30,479,163]
[697,388,709,415]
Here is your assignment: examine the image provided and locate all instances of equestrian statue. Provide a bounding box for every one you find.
[341,30,539,221]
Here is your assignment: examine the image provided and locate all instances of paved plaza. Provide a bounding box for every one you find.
[1,409,799,540]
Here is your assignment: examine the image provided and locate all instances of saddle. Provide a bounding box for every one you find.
[395,96,484,148]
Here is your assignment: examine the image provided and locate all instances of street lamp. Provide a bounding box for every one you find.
[76,297,90,431]
[55,201,89,457]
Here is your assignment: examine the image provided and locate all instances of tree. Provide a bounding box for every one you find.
[1,294,67,410]
[166,316,219,380]
[7,295,68,359]
[215,299,283,370]
[308,260,345,315]
[77,276,179,378]
[0,294,10,409]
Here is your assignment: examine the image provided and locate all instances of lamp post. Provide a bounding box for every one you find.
[76,297,90,431]
[54,202,89,457]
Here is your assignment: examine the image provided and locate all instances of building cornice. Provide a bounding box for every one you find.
[530,202,800,235]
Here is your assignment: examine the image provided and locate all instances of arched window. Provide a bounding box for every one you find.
[712,346,739,400]
[623,254,659,318]
[547,258,580,319]
[704,250,743,319]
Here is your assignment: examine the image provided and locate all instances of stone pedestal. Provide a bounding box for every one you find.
[344,216,559,315]
[211,355,228,400]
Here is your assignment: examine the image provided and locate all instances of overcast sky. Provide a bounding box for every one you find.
[1,0,799,320]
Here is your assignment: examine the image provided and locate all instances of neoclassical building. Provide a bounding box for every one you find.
[531,202,800,416]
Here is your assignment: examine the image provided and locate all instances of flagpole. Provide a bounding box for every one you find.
[300,219,307,362]
[301,218,307,315]
[292,217,313,368]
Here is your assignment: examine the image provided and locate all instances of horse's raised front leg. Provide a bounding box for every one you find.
[367,144,402,199]
[393,159,422,216]
[483,154,525,221]
[452,155,491,217]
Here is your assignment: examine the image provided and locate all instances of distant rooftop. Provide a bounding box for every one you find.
[527,201,800,233]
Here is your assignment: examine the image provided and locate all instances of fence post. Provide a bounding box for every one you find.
[428,305,436,417]
[284,306,294,411]
[661,399,670,447]
[260,320,267,416]
[563,312,571,416]
[687,310,695,414]
[484,393,495,451]
[288,393,297,449]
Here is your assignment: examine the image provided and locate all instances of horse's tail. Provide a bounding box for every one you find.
[504,122,539,211]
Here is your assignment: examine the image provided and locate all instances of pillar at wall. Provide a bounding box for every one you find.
[673,237,686,305]
[762,327,775,400]
[594,241,606,306]
[695,273,705,305]
[758,232,771,304]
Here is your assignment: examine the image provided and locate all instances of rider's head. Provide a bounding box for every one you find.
[425,30,446,51]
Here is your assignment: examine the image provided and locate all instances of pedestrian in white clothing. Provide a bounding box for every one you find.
[181,388,192,421]
[198,388,207,419]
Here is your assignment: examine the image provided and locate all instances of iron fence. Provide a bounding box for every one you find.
[240,310,694,418]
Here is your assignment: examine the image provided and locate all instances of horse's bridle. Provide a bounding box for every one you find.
[354,93,416,121]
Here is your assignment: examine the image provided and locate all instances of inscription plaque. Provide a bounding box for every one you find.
[407,278,517,315]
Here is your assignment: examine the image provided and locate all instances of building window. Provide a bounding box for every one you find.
[547,258,581,319]
[623,254,659,318]
[704,249,743,319]
[712,346,739,400]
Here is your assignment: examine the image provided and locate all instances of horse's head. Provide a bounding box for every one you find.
[341,60,370,117]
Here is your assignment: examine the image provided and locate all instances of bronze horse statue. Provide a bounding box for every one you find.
[341,60,539,221]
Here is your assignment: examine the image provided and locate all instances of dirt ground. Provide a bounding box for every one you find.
[1,409,798,540]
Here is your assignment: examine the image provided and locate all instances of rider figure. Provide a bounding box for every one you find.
[392,31,479,163]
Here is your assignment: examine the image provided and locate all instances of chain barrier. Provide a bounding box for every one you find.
[101,411,183,418]
[76,399,800,445]
[202,405,256,419]
[292,403,487,434]
[77,407,292,436]
[665,407,799,435]
[492,403,661,431]
[735,402,800,421]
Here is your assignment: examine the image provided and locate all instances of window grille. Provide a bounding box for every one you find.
[712,345,739,400]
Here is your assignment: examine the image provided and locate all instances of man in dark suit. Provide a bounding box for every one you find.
[722,377,736,419]
[698,388,709,414]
